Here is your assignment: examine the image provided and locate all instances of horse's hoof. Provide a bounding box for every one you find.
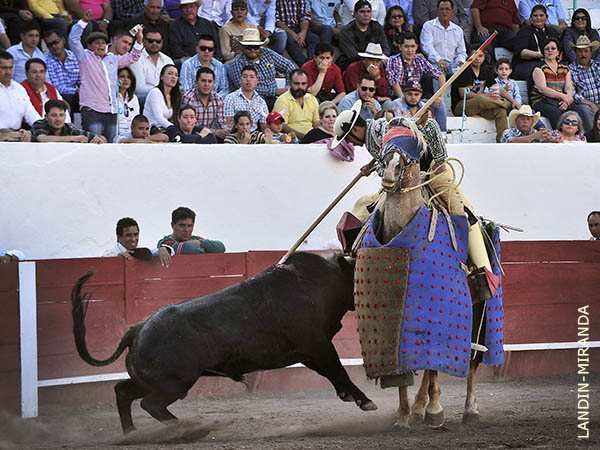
[359,400,378,411]
[462,411,480,424]
[425,410,445,428]
[409,410,425,424]
[339,392,355,402]
[393,419,411,430]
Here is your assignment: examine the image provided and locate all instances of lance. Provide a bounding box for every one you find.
[278,32,498,264]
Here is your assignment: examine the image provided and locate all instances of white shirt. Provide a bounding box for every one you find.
[198,0,231,27]
[143,87,173,129]
[129,49,174,98]
[0,80,41,129]
[420,18,467,66]
[118,92,140,139]
[340,0,386,27]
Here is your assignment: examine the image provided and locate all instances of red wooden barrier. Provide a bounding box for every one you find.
[0,263,20,414]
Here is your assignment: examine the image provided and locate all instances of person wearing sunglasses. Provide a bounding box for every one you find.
[549,111,586,142]
[562,8,600,65]
[518,0,567,35]
[338,73,381,120]
[180,34,229,96]
[43,29,80,115]
[169,0,221,63]
[219,0,258,63]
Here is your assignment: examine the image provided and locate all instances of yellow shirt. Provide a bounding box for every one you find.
[273,90,319,136]
[29,0,67,19]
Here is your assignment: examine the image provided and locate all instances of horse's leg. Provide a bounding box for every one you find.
[393,386,411,429]
[424,370,445,427]
[463,360,481,422]
[410,370,430,422]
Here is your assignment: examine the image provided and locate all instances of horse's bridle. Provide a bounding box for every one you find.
[381,149,419,194]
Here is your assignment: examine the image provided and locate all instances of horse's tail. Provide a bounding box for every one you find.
[71,269,137,367]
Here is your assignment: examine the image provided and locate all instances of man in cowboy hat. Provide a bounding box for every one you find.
[569,35,600,131]
[343,42,391,107]
[169,0,221,62]
[500,104,552,143]
[228,27,296,110]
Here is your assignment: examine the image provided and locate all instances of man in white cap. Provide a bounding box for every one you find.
[569,35,600,132]
[500,105,552,143]
[343,42,391,107]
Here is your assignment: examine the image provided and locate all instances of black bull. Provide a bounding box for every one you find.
[71,252,377,432]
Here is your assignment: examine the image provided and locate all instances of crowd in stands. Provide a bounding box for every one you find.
[2,0,600,145]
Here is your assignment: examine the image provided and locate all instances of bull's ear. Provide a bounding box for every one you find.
[337,254,356,271]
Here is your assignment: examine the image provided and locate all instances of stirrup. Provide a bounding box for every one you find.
[468,267,499,304]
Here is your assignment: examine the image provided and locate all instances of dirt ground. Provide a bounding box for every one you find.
[1,373,598,450]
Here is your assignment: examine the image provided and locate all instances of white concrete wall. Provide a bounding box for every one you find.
[1,142,599,260]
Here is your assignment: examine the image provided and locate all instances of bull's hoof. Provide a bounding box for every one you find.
[338,392,355,402]
[392,419,411,430]
[462,410,480,424]
[425,410,445,428]
[358,400,378,411]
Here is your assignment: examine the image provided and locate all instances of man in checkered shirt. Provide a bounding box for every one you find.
[569,36,600,133]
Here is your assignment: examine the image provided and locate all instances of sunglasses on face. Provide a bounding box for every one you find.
[563,119,579,125]
[573,16,587,21]
[245,45,261,50]
[146,38,162,44]
[360,86,376,92]
[47,39,61,47]
[199,45,214,52]
[545,46,557,51]
[391,14,404,19]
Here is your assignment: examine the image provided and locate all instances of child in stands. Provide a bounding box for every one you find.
[494,58,522,110]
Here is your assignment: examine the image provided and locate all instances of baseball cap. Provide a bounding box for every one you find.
[266,111,285,123]
[354,0,372,13]
[403,79,422,92]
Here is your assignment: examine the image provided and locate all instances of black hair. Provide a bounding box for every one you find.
[131,114,149,127]
[570,8,594,37]
[172,207,196,224]
[359,73,377,85]
[44,99,68,114]
[118,66,137,101]
[241,65,257,76]
[113,28,133,40]
[384,6,407,34]
[157,64,181,123]
[315,43,334,57]
[591,109,600,142]
[289,68,308,82]
[25,58,46,72]
[197,34,215,45]
[0,51,13,62]
[531,4,547,17]
[116,217,139,236]
[495,58,512,70]
[231,110,252,133]
[21,21,40,35]
[400,32,418,46]
[196,66,215,81]
[178,104,196,118]
[588,211,600,221]
[437,0,453,8]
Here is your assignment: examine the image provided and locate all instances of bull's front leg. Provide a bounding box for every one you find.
[302,342,377,411]
[463,360,480,422]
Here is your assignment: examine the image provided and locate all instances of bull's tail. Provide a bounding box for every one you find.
[71,270,137,367]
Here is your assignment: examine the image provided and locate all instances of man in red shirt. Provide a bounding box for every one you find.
[302,42,345,104]
[343,42,391,108]
[471,0,520,58]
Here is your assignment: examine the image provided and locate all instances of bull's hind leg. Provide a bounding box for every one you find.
[410,370,430,422]
[463,360,481,423]
[115,379,149,433]
[140,390,182,423]
[424,370,444,428]
[302,342,377,411]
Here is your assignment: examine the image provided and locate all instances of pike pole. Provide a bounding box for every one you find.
[278,32,498,265]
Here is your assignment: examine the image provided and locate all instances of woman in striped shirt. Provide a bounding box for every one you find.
[224,110,272,144]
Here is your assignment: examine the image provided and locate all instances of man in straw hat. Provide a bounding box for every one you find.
[228,27,296,110]
[500,104,552,143]
[569,35,600,132]
[343,42,391,107]
[246,0,287,55]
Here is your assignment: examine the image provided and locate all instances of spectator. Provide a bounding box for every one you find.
[143,62,180,131]
[117,66,139,139]
[588,211,600,240]
[344,43,391,108]
[338,73,381,120]
[165,104,218,143]
[301,100,337,143]
[44,29,80,113]
[169,0,220,63]
[386,32,446,101]
[223,109,271,143]
[413,0,469,37]
[302,43,345,104]
[391,78,447,131]
[265,110,297,143]
[309,0,343,41]
[103,217,172,266]
[518,0,567,35]
[69,10,143,143]
[246,0,286,55]
[179,34,228,96]
[64,0,116,38]
[275,0,324,67]
[7,20,43,82]
[568,36,600,132]
[500,104,552,143]
[470,0,519,57]
[420,0,467,77]
[585,109,600,143]
[0,18,10,50]
[31,98,106,142]
[114,0,168,22]
[383,5,408,56]
[119,113,169,142]
[108,28,134,55]
[563,8,600,65]
[549,111,586,143]
[28,0,71,39]
[157,206,225,255]
[129,30,173,104]
[340,0,385,27]
[0,249,25,263]
[224,64,268,131]
[21,58,71,120]
[494,58,521,110]
[512,4,557,81]
[198,0,230,27]
[123,0,171,53]
[451,44,509,142]
[273,68,319,139]
[228,28,295,110]
[0,1,34,45]
[337,0,389,72]
[219,0,257,63]
[529,37,589,130]
[0,51,40,139]
[383,0,414,32]
[181,66,226,139]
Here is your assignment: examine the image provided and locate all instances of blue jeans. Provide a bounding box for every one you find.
[268,29,287,56]
[81,107,117,143]
[532,101,591,130]
[423,98,448,132]
[285,25,320,66]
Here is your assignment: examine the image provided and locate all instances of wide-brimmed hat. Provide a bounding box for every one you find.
[508,105,541,128]
[179,0,202,7]
[568,35,600,50]
[357,43,388,60]
[332,100,362,148]
[86,31,109,46]
[239,28,268,46]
